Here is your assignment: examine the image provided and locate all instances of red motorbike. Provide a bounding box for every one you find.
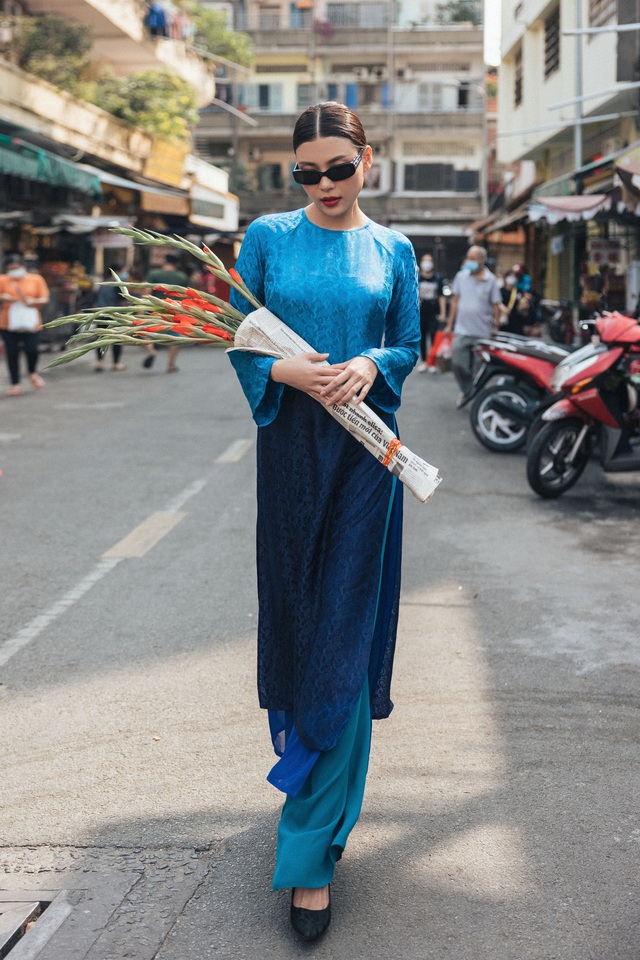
[526,312,640,498]
[466,334,570,452]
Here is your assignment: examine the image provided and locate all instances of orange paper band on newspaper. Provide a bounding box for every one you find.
[382,438,403,467]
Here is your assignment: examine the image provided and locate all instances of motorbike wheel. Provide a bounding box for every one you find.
[526,418,591,498]
[470,383,531,452]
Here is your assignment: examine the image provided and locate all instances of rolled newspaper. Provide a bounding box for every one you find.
[230,307,442,503]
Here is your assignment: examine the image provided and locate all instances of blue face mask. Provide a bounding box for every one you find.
[463,260,479,273]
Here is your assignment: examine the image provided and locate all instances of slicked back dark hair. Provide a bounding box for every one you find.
[292,101,367,152]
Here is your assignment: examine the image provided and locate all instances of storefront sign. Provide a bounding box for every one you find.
[143,140,189,188]
[551,235,564,255]
[589,238,620,265]
[140,192,190,215]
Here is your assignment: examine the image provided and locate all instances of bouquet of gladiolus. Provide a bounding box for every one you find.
[45,228,442,503]
[45,229,261,363]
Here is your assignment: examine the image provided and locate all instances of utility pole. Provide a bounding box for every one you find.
[572,0,584,339]
[308,1,317,104]
[574,0,583,171]
[384,0,395,225]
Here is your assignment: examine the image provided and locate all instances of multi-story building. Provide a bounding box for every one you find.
[197,0,487,276]
[0,0,238,294]
[498,0,640,310]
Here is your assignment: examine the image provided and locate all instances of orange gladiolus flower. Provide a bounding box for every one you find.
[202,325,232,340]
[229,268,243,284]
[181,297,224,315]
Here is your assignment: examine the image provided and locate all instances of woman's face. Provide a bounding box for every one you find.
[294,136,372,225]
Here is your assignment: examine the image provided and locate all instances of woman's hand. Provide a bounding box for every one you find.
[270,352,337,401]
[320,356,378,407]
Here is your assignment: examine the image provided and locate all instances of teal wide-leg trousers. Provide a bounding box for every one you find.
[272,681,372,891]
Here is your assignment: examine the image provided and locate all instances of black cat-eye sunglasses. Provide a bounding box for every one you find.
[292,148,365,186]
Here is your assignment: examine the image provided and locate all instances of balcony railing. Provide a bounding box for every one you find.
[237,6,483,32]
[234,188,483,222]
[0,59,154,173]
[198,106,485,136]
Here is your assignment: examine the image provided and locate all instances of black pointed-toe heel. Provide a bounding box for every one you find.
[290,886,331,941]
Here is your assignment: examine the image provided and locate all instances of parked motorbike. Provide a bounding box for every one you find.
[464,333,570,452]
[526,312,640,498]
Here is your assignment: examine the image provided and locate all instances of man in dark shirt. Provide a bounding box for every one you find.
[416,253,446,373]
[143,252,189,372]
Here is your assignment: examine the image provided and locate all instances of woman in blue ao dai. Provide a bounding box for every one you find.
[228,102,420,941]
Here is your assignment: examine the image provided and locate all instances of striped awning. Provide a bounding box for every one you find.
[0,134,102,198]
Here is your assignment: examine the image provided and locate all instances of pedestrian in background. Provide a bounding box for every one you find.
[94,264,128,372]
[144,1,167,37]
[229,100,419,943]
[143,252,189,372]
[416,252,446,373]
[444,245,501,407]
[0,254,50,397]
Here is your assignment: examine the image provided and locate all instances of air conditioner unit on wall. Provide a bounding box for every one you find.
[353,67,368,79]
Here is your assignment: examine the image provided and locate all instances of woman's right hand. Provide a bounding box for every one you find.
[270,352,337,401]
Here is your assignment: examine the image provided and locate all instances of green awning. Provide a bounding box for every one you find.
[0,134,102,198]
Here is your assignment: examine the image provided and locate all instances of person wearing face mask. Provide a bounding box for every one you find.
[500,271,541,337]
[416,253,446,373]
[499,271,518,325]
[443,245,501,407]
[0,253,50,397]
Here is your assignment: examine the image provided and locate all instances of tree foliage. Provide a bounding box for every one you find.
[86,70,199,141]
[436,1,482,25]
[181,2,253,66]
[4,9,244,141]
[7,14,91,94]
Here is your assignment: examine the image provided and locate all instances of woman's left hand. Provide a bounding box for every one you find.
[320,356,378,407]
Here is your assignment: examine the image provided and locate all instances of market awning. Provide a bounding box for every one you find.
[0,135,102,198]
[486,203,530,232]
[528,194,613,225]
[616,162,640,196]
[78,163,189,208]
[53,214,134,235]
[0,210,30,222]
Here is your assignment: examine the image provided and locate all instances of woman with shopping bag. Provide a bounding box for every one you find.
[0,254,50,396]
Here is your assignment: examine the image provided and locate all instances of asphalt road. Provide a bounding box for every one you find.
[1,345,639,960]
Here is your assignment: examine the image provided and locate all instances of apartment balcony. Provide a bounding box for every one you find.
[0,59,154,173]
[235,188,482,223]
[238,13,482,55]
[198,107,485,140]
[25,0,214,104]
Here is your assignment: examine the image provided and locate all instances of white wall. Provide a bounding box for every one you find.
[498,0,619,165]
